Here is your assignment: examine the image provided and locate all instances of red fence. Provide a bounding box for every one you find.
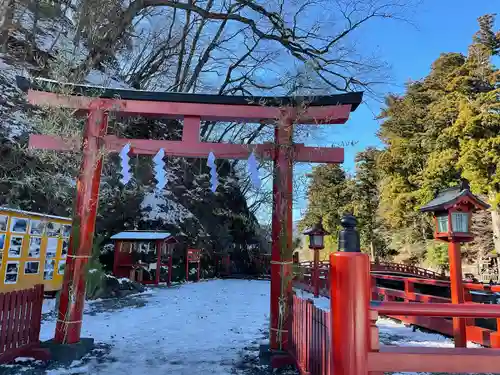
[290,253,500,375]
[289,294,330,375]
[0,285,49,364]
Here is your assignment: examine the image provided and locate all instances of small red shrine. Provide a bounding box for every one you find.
[111,231,178,286]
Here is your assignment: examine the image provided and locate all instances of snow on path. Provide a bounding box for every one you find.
[41,280,270,375]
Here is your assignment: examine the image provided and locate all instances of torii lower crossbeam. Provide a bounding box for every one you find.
[19,76,363,352]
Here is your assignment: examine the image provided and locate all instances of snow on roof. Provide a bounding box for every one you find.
[110,231,173,241]
[0,207,71,221]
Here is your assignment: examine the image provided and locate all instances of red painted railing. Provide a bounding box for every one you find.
[289,293,379,375]
[0,285,49,364]
[289,294,330,375]
[295,261,500,347]
[290,253,500,375]
[371,273,500,347]
[296,261,449,299]
[371,262,447,280]
[298,260,447,282]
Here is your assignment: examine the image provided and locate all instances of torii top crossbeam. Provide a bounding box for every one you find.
[16,76,362,163]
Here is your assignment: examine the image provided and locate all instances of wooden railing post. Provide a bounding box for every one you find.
[371,276,378,301]
[404,279,414,303]
[463,288,475,327]
[368,310,383,375]
[306,299,313,373]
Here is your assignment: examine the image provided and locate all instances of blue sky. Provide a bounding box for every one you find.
[291,0,499,222]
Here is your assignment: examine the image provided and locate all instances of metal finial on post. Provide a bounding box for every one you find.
[338,214,360,253]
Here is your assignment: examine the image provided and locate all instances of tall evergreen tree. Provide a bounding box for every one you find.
[353,148,387,259]
[377,14,499,263]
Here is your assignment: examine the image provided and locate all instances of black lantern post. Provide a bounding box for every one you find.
[303,218,329,297]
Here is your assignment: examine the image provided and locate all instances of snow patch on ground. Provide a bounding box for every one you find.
[140,191,193,224]
[376,317,482,348]
[38,280,270,374]
[0,55,33,140]
[42,298,57,315]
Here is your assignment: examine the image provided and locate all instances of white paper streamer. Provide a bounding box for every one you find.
[119,143,131,185]
[207,152,218,192]
[153,148,167,191]
[247,152,261,189]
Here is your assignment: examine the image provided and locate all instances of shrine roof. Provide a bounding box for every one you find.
[419,186,490,212]
[110,231,173,240]
[16,76,363,110]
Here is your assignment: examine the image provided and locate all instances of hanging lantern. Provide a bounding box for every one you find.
[207,152,218,192]
[247,151,261,189]
[119,143,132,185]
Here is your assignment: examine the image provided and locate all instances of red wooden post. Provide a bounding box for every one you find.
[155,240,161,285]
[167,254,173,287]
[313,248,320,298]
[55,110,108,344]
[371,275,378,301]
[449,240,466,347]
[330,252,370,375]
[404,279,415,303]
[113,241,120,276]
[270,118,293,351]
[185,249,189,283]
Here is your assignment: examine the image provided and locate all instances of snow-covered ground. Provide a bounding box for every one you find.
[39,280,271,375]
[1,280,479,375]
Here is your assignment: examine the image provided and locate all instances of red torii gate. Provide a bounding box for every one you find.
[17,76,362,351]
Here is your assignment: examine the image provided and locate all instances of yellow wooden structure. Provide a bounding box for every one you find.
[0,207,71,292]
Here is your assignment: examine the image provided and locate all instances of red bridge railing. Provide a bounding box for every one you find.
[296,260,448,298]
[371,273,500,347]
[294,261,500,347]
[370,262,448,280]
[0,285,49,364]
[289,252,500,375]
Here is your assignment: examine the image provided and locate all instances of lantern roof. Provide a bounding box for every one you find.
[303,219,330,236]
[419,181,490,213]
